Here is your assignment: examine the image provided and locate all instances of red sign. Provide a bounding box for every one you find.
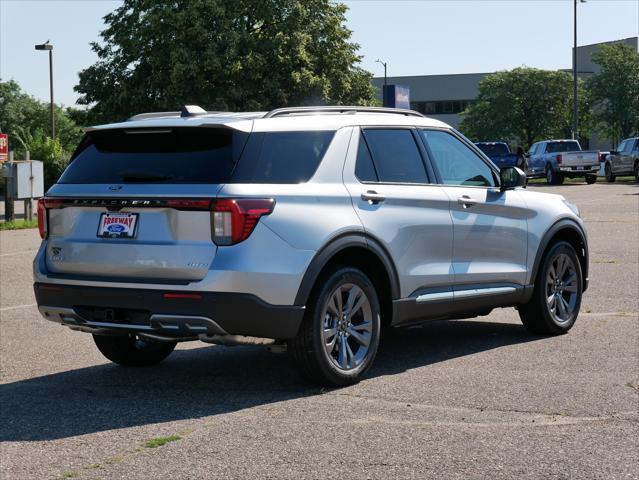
[0,133,7,163]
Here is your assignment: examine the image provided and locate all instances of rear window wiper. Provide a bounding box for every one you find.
[118,171,174,182]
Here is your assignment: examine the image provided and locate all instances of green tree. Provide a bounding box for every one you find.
[588,43,639,145]
[460,67,591,148]
[12,127,70,189]
[0,79,83,153]
[0,80,83,189]
[75,0,376,123]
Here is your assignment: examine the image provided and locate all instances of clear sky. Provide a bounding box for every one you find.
[1,0,638,107]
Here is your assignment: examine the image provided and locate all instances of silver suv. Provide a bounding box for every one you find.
[34,106,589,386]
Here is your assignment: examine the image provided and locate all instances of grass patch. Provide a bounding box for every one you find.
[62,472,79,479]
[143,434,182,449]
[0,218,38,230]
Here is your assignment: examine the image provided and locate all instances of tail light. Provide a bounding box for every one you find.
[556,154,563,164]
[212,199,275,246]
[37,198,64,239]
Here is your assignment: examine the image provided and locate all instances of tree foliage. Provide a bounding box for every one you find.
[75,0,376,123]
[588,43,639,144]
[460,68,591,148]
[0,79,83,153]
[0,79,83,189]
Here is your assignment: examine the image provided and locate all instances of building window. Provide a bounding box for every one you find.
[410,100,473,115]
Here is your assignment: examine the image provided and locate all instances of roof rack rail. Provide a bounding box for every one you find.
[263,106,424,119]
[128,111,181,121]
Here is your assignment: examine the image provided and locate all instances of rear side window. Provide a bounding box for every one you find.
[232,131,334,183]
[362,129,428,183]
[60,128,247,184]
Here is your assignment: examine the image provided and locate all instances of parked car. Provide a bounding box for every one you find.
[475,142,518,169]
[603,137,639,182]
[527,140,599,185]
[34,106,589,386]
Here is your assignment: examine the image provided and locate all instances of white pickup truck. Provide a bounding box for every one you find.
[527,140,600,185]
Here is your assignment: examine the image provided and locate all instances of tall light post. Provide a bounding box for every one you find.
[573,0,587,140]
[35,41,55,139]
[375,59,388,106]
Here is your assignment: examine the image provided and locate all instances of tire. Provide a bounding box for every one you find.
[545,165,562,185]
[289,266,381,386]
[585,174,597,184]
[604,163,616,183]
[93,333,176,366]
[518,241,583,335]
[634,161,639,182]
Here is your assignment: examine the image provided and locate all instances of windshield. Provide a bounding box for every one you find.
[546,141,581,153]
[476,143,509,156]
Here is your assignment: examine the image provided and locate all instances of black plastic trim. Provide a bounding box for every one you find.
[293,233,400,306]
[530,218,589,292]
[392,283,524,327]
[34,283,304,339]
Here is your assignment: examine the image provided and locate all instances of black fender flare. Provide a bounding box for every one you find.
[294,233,400,306]
[529,218,589,295]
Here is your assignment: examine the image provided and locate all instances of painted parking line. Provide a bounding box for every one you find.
[0,303,37,312]
[0,250,38,258]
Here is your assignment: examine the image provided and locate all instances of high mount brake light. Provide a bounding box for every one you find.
[37,198,64,239]
[212,199,275,246]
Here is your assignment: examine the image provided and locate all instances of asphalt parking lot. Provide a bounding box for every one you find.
[1,181,637,479]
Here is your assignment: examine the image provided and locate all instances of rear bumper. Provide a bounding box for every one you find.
[558,166,599,174]
[34,283,304,339]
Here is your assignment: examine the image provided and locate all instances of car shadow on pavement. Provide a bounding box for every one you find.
[0,319,540,442]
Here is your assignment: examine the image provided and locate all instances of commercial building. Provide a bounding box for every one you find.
[371,37,638,149]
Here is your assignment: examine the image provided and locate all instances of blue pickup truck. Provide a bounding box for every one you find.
[475,142,518,169]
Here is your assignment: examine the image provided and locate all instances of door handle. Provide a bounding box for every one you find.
[457,195,477,208]
[361,190,386,204]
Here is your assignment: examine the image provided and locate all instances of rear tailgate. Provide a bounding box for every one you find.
[561,150,599,167]
[42,126,248,283]
[45,188,218,283]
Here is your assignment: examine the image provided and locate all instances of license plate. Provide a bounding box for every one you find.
[577,166,585,170]
[97,213,139,238]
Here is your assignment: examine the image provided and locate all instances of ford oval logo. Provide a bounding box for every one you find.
[107,224,126,233]
[108,185,123,191]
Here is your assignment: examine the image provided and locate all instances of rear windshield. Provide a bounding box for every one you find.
[60,128,335,184]
[476,143,509,156]
[545,141,581,153]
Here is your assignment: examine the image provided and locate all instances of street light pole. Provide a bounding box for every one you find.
[35,41,55,139]
[573,0,586,141]
[375,59,388,105]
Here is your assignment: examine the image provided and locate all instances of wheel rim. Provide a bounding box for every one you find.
[545,253,579,324]
[321,283,373,371]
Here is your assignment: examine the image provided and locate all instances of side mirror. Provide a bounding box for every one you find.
[500,166,526,191]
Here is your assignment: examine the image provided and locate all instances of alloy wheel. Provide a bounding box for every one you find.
[545,253,579,324]
[321,283,373,371]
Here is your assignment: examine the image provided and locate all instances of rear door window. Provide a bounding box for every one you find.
[362,129,428,184]
[354,134,379,182]
[232,131,335,183]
